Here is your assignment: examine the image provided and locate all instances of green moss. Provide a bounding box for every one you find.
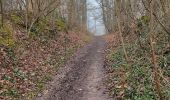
[11,14,22,24]
[38,19,48,31]
[141,16,150,25]
[29,19,49,38]
[0,24,15,46]
[56,18,66,31]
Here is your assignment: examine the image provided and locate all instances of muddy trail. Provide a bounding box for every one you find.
[36,37,111,100]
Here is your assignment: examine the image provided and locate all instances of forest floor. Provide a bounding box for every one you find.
[36,37,111,100]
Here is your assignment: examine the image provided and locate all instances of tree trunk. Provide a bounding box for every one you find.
[0,0,3,27]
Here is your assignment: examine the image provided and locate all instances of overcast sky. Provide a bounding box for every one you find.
[87,0,106,36]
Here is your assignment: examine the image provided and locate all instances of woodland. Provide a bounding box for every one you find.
[102,0,170,99]
[0,0,170,100]
[0,0,89,99]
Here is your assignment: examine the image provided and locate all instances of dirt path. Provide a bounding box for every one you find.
[36,37,111,100]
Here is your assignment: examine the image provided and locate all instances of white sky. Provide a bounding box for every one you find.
[87,0,106,36]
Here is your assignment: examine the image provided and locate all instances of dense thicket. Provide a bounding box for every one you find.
[101,0,170,99]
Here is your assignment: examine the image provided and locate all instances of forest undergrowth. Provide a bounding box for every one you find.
[0,12,90,100]
[102,0,170,99]
[104,24,170,100]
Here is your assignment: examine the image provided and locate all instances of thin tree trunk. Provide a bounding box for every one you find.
[0,0,3,27]
[116,0,128,62]
[25,0,29,34]
[150,0,163,100]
